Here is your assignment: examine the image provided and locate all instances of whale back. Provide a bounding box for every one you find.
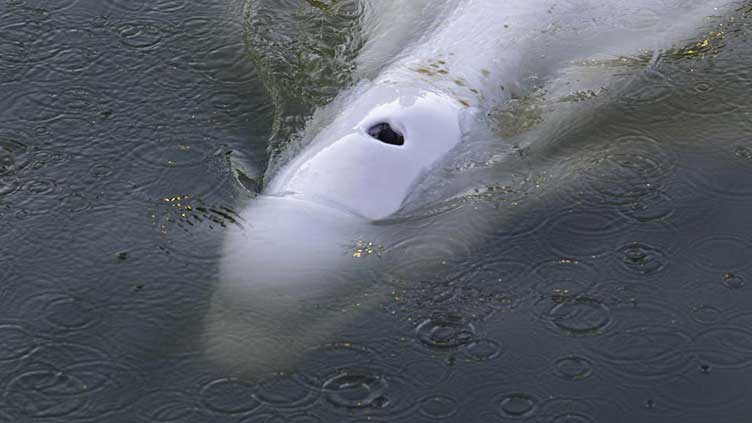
[359,0,738,105]
[262,0,738,220]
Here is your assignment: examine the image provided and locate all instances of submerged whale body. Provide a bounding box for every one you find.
[205,0,738,374]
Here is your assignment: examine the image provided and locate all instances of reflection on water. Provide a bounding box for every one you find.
[1,0,752,422]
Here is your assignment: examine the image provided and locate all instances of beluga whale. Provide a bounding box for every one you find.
[204,0,740,375]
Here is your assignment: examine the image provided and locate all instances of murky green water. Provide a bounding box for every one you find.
[2,0,752,422]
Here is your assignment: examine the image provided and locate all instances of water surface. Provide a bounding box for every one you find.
[2,0,752,422]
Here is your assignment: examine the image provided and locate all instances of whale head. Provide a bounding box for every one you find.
[220,84,464,287]
[267,84,463,220]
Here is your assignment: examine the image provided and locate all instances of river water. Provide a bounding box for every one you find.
[2,0,752,422]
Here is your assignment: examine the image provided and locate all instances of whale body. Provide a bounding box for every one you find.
[204,0,739,374]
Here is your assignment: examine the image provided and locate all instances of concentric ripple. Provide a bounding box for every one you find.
[64,360,144,417]
[136,390,199,422]
[116,21,166,50]
[0,19,60,66]
[547,296,612,336]
[380,231,473,282]
[23,291,102,331]
[4,341,143,420]
[322,368,388,409]
[689,234,752,273]
[650,371,751,413]
[415,314,478,350]
[10,0,81,12]
[690,305,723,325]
[683,145,752,201]
[664,70,746,118]
[543,207,630,258]
[399,359,452,387]
[200,378,260,415]
[693,326,752,368]
[0,176,20,198]
[190,37,258,86]
[5,369,88,418]
[587,325,693,385]
[319,367,417,419]
[553,355,594,381]
[617,242,668,276]
[0,324,36,362]
[580,134,676,217]
[418,394,458,419]
[461,339,504,362]
[616,67,675,106]
[255,373,317,409]
[129,136,220,170]
[531,259,600,299]
[498,392,538,418]
[618,190,675,223]
[0,136,30,176]
[457,256,531,297]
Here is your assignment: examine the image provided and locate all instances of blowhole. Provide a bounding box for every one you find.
[367,122,404,146]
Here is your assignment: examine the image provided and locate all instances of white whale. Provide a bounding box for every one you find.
[204,0,738,375]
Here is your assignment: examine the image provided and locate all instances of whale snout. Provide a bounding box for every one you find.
[220,196,367,291]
